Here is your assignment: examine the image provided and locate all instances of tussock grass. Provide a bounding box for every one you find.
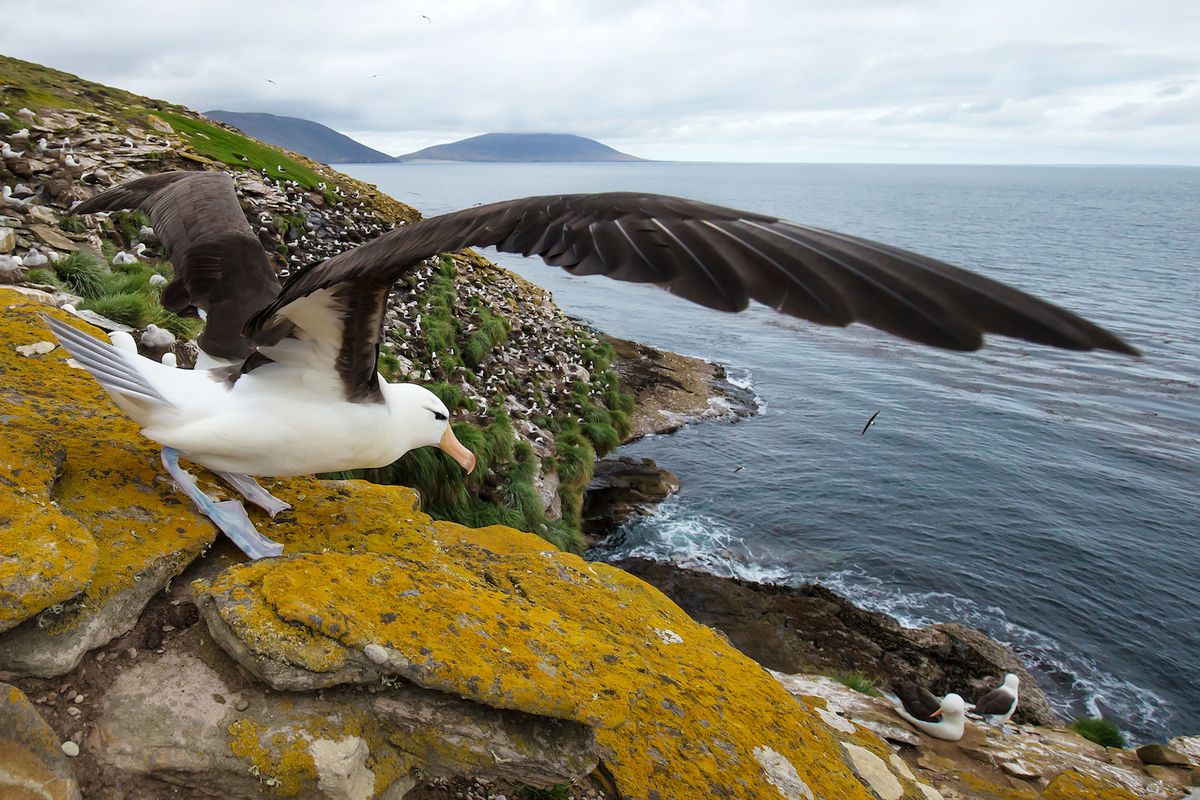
[1071,717,1127,748]
[24,267,64,289]
[54,251,107,298]
[55,251,199,337]
[828,672,883,697]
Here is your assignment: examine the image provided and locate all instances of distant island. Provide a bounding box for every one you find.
[394,132,645,163]
[204,110,394,164]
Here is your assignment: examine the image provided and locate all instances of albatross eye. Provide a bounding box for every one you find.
[433,410,447,422]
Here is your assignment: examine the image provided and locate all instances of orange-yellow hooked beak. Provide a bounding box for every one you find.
[930,707,944,719]
[439,426,476,473]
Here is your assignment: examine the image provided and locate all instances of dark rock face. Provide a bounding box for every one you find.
[582,457,679,542]
[613,558,1062,727]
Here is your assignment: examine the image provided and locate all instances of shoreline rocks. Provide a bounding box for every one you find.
[612,556,1062,727]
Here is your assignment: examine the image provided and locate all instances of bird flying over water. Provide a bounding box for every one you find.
[49,170,1137,559]
[860,410,881,435]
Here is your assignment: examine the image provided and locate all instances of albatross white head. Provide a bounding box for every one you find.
[929,693,967,722]
[381,383,476,473]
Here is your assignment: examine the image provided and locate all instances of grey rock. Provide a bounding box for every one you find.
[0,550,193,677]
[0,680,82,800]
[0,226,15,253]
[95,628,596,798]
[1137,743,1191,767]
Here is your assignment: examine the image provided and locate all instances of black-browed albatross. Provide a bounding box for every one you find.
[970,673,1021,726]
[885,681,969,741]
[47,170,1138,559]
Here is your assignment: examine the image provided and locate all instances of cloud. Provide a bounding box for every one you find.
[3,0,1198,163]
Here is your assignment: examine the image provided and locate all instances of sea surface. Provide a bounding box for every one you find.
[340,161,1200,742]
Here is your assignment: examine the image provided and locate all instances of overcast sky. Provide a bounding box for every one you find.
[5,1,1198,163]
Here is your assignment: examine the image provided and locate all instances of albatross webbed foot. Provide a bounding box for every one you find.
[216,471,293,518]
[160,447,285,560]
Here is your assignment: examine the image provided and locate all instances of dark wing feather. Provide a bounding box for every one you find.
[74,171,280,360]
[972,687,1016,716]
[892,681,943,722]
[245,192,1137,399]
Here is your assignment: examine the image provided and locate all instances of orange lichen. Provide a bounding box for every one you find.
[0,294,216,640]
[200,527,903,798]
[1039,770,1141,800]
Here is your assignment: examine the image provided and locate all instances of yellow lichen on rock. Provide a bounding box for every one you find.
[0,427,98,632]
[0,292,213,646]
[198,511,919,799]
[1038,770,1141,800]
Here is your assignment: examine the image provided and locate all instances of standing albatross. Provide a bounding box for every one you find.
[971,673,1021,726]
[48,170,1138,559]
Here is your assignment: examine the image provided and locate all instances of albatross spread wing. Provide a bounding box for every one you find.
[74,171,281,360]
[246,192,1137,400]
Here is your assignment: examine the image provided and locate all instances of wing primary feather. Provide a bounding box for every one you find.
[649,218,733,304]
[611,219,663,277]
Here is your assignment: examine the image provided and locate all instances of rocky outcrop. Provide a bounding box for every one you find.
[2,292,956,799]
[774,672,1194,799]
[615,557,1062,726]
[604,334,757,440]
[581,456,679,540]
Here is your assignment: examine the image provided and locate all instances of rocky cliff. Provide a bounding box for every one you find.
[1,291,970,799]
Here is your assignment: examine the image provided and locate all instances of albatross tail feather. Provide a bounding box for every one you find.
[43,315,170,406]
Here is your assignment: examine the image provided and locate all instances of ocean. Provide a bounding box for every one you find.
[340,161,1199,742]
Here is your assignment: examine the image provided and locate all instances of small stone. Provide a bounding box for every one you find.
[61,740,80,757]
[1000,759,1041,780]
[162,624,176,632]
[126,647,138,659]
[66,706,81,717]
[364,643,389,665]
[235,697,249,711]
[73,694,84,703]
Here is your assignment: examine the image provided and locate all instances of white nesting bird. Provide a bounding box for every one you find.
[10,128,30,141]
[107,330,138,354]
[2,142,24,158]
[0,112,9,122]
[65,154,82,168]
[112,251,138,266]
[139,225,156,239]
[148,273,169,288]
[16,107,35,121]
[139,323,176,349]
[46,170,1136,561]
[23,248,49,268]
[970,674,1020,726]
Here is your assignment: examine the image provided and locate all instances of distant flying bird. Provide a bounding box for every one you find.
[420,14,431,22]
[733,465,745,473]
[369,73,383,79]
[265,78,276,85]
[860,410,881,436]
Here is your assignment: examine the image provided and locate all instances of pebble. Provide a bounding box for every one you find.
[73,694,84,703]
[364,643,389,664]
[66,706,81,717]
[235,698,249,711]
[61,741,80,757]
[126,647,137,659]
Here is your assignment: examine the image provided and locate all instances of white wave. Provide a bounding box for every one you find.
[722,366,768,415]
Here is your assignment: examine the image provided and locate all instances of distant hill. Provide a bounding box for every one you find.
[203,110,394,164]
[394,133,644,162]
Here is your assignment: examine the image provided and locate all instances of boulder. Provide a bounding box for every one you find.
[0,226,16,253]
[582,455,678,538]
[93,628,595,797]
[0,295,214,674]
[0,681,81,800]
[1138,743,1192,767]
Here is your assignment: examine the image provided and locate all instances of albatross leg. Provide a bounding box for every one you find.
[160,448,285,560]
[215,471,293,518]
